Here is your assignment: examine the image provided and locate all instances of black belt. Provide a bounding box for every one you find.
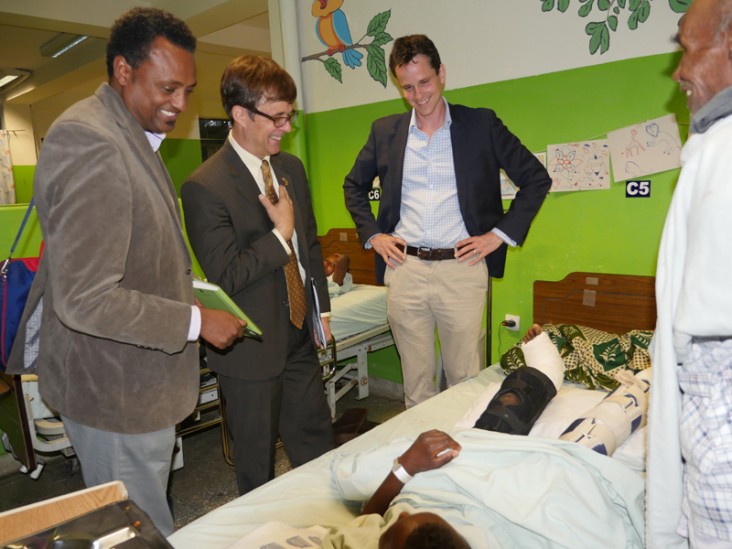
[398,244,455,261]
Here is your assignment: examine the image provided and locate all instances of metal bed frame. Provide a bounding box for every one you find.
[317,228,393,419]
[321,323,393,419]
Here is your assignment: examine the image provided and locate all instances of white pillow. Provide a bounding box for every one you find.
[527,387,605,439]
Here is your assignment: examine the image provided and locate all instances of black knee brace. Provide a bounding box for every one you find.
[473,366,557,435]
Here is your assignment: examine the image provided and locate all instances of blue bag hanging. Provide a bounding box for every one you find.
[1,199,39,370]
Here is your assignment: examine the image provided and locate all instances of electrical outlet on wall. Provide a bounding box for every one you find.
[504,314,520,332]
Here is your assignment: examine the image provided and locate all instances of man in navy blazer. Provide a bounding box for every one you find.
[182,55,334,495]
[344,35,551,408]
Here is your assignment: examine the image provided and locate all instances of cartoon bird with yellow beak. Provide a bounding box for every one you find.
[312,0,363,69]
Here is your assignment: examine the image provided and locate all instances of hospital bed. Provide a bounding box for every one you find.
[0,373,75,480]
[168,271,656,548]
[317,228,393,418]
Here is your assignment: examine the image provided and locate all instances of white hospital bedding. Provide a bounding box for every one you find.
[168,365,645,548]
[329,284,387,342]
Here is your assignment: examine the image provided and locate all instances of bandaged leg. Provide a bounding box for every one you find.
[559,368,651,455]
[520,330,565,392]
[473,366,558,435]
[473,327,566,435]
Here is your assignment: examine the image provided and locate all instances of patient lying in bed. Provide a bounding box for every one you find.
[241,326,650,548]
[340,325,649,547]
[322,419,645,547]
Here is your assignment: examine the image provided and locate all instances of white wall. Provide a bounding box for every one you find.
[293,0,683,113]
[3,0,685,163]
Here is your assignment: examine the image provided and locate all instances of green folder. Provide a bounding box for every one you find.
[193,279,263,339]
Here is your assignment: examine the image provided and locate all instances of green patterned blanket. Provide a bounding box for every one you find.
[500,324,653,391]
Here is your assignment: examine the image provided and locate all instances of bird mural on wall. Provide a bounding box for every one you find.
[312,0,363,69]
[302,6,391,86]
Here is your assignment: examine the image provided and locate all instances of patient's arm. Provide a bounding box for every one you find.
[361,430,460,516]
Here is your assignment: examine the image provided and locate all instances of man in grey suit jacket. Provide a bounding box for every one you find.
[181,55,335,495]
[344,35,551,408]
[7,8,244,536]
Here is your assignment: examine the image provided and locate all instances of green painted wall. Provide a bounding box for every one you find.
[0,205,41,259]
[10,165,34,204]
[303,52,686,381]
[160,138,203,195]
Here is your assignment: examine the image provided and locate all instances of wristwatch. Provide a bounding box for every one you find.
[392,457,413,483]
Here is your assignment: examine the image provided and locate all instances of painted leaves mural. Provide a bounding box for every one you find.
[540,0,690,55]
[303,1,393,87]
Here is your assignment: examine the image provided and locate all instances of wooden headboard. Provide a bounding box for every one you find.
[533,272,656,334]
[318,228,380,285]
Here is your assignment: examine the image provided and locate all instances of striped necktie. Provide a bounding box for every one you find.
[261,159,306,329]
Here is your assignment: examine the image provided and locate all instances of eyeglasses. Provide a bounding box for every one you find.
[248,107,298,128]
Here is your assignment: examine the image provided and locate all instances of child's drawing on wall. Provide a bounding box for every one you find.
[546,140,610,192]
[644,119,682,156]
[501,152,546,199]
[608,114,682,182]
[624,129,646,158]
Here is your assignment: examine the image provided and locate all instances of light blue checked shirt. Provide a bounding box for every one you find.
[676,336,732,541]
[392,100,514,249]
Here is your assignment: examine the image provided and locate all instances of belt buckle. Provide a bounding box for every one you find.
[417,247,432,260]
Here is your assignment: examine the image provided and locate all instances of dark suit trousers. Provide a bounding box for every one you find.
[219,324,335,495]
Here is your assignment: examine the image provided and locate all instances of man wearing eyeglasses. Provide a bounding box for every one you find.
[181,55,334,495]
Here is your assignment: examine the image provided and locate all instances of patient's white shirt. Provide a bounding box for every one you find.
[327,272,353,298]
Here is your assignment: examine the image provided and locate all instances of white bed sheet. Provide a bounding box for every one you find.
[329,284,387,342]
[321,284,391,418]
[168,365,644,548]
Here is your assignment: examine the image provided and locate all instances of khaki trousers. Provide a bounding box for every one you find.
[385,255,488,408]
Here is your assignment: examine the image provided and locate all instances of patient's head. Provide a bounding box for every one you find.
[379,512,471,549]
[323,253,350,286]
